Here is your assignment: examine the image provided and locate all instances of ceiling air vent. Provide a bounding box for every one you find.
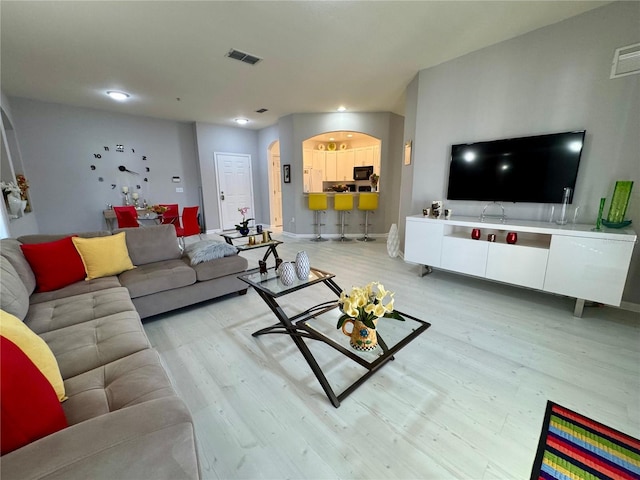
[226,49,262,66]
[610,43,640,79]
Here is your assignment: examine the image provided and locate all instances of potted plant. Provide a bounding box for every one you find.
[235,207,253,236]
[336,282,404,351]
[369,173,379,191]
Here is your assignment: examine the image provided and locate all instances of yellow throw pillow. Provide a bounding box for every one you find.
[72,232,135,280]
[0,309,67,402]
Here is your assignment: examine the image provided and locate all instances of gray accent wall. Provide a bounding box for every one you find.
[194,122,259,232]
[278,112,405,237]
[400,1,640,303]
[8,97,200,234]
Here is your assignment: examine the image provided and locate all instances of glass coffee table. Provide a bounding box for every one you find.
[239,267,431,408]
[220,229,282,265]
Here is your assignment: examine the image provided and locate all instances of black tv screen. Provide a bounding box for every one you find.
[447,131,585,203]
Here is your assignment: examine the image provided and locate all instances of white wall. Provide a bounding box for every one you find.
[9,97,199,234]
[401,1,640,303]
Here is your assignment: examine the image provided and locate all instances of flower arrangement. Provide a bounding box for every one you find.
[1,181,21,197]
[16,174,29,195]
[147,204,168,214]
[369,173,380,187]
[336,282,405,330]
[235,207,253,230]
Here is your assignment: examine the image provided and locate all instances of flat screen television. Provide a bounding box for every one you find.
[447,130,585,203]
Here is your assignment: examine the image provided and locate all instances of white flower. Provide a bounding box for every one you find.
[1,181,21,196]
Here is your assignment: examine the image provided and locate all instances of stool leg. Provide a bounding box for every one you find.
[332,211,352,242]
[357,210,376,242]
[311,210,328,242]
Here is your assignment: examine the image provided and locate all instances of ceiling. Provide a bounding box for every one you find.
[1,1,610,130]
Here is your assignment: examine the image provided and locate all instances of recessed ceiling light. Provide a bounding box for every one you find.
[329,137,335,141]
[106,91,130,101]
[347,134,353,138]
[234,118,249,125]
[337,106,347,112]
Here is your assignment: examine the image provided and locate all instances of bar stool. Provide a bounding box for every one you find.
[308,193,328,242]
[333,193,353,242]
[357,192,378,242]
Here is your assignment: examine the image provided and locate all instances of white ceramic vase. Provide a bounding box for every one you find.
[278,261,296,286]
[7,193,22,218]
[387,223,400,258]
[295,251,310,280]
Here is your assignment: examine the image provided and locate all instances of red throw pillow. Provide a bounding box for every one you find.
[0,336,68,455]
[20,236,87,292]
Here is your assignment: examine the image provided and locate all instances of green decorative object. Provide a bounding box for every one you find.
[607,180,633,224]
[595,197,606,231]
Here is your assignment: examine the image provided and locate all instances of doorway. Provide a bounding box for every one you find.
[268,141,283,229]
[214,152,254,231]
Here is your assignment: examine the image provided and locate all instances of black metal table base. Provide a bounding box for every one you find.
[250,278,430,408]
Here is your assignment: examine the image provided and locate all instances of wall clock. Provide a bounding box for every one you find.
[90,144,151,192]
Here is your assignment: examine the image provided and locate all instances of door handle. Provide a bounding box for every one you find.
[220,191,225,201]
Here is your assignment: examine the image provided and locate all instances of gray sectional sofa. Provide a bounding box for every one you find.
[0,225,249,479]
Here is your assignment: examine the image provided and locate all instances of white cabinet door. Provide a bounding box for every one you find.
[336,150,355,181]
[486,243,548,289]
[325,151,337,181]
[303,148,312,168]
[354,147,367,166]
[312,150,325,178]
[441,236,488,277]
[404,219,443,267]
[372,145,380,175]
[544,235,635,305]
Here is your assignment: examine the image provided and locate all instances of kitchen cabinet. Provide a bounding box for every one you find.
[303,148,312,168]
[325,151,337,181]
[311,150,325,176]
[336,150,355,181]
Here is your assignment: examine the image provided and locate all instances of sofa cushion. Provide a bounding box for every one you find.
[0,336,68,455]
[0,309,66,401]
[62,349,176,426]
[0,397,199,480]
[39,311,150,379]
[17,231,112,244]
[29,276,122,305]
[0,256,29,320]
[114,224,182,265]
[0,238,36,294]
[190,254,248,282]
[185,239,238,265]
[20,236,87,292]
[25,287,136,335]
[72,232,135,280]
[118,259,196,299]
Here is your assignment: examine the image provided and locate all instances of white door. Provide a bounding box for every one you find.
[270,153,283,227]
[214,152,254,230]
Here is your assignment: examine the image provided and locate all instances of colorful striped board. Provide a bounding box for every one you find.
[531,401,640,479]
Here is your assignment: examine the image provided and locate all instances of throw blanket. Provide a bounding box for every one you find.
[185,240,238,265]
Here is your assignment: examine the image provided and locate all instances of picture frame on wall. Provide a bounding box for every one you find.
[283,164,291,183]
[404,140,412,166]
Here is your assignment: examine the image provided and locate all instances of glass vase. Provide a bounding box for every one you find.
[606,181,633,224]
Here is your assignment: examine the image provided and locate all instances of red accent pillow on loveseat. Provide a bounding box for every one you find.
[20,236,86,292]
[0,336,68,455]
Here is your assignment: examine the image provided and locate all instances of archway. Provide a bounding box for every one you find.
[302,131,381,192]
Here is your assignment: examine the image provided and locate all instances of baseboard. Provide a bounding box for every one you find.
[281,232,388,240]
[620,301,640,313]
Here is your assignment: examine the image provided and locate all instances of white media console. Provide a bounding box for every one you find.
[404,214,637,316]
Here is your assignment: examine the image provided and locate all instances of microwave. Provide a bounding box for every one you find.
[353,165,373,181]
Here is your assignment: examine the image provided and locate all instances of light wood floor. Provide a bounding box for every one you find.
[143,233,640,479]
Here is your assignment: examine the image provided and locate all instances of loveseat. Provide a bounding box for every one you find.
[0,225,249,478]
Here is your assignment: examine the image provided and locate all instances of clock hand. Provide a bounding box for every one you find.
[118,165,139,175]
